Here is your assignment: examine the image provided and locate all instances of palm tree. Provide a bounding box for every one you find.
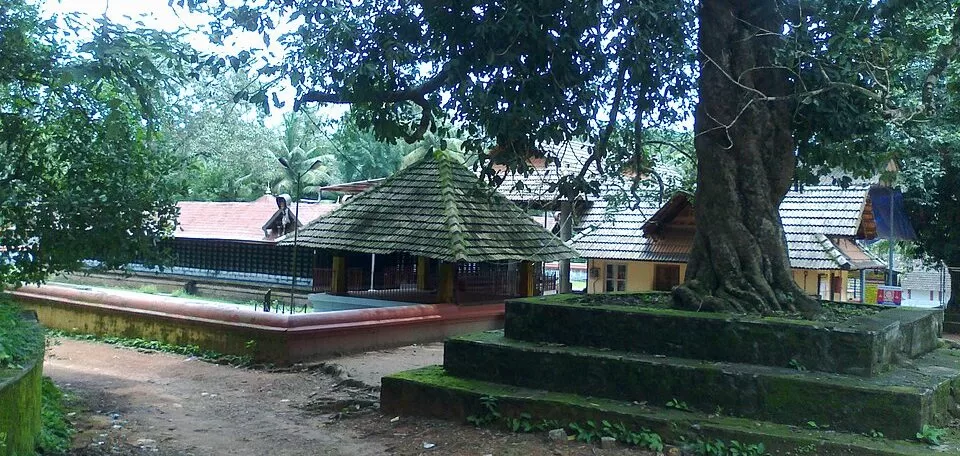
[268,113,334,200]
[401,134,475,169]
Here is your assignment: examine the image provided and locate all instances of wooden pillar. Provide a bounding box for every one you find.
[438,262,456,303]
[331,255,347,295]
[416,256,430,291]
[518,260,536,297]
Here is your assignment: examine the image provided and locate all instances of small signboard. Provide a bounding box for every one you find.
[876,285,902,306]
[863,270,887,305]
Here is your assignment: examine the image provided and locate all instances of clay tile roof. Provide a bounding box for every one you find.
[572,185,883,270]
[175,195,337,243]
[318,178,386,195]
[901,268,953,293]
[493,141,594,203]
[780,185,870,237]
[281,151,580,263]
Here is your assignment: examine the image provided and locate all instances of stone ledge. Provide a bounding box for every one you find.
[381,366,946,456]
[504,299,942,376]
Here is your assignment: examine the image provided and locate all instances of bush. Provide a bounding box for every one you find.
[0,298,44,369]
[37,377,73,455]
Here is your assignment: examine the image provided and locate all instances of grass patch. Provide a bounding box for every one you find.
[0,297,44,369]
[564,292,674,309]
[136,284,160,294]
[37,377,73,455]
[48,331,255,367]
[772,301,883,323]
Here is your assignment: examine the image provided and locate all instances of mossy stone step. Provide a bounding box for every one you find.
[382,365,951,456]
[443,331,960,439]
[504,298,942,377]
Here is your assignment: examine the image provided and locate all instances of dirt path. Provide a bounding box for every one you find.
[46,338,441,455]
[46,337,652,456]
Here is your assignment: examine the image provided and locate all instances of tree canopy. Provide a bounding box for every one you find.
[0,1,195,286]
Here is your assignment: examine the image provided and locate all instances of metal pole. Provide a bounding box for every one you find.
[369,254,376,291]
[887,188,895,286]
[290,174,301,312]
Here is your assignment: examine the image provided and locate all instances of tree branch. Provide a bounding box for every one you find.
[576,60,628,182]
[295,66,452,142]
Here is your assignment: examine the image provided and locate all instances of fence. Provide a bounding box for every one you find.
[310,259,531,304]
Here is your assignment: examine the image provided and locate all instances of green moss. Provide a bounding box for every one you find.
[384,366,946,456]
[518,298,843,326]
[446,332,958,439]
[0,359,42,456]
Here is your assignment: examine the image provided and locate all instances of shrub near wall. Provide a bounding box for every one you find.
[0,300,44,456]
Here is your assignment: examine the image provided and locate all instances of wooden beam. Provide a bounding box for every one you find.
[416,256,430,291]
[518,261,536,297]
[438,262,456,303]
[331,256,348,295]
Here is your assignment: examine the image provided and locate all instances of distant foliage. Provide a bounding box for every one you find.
[161,72,278,202]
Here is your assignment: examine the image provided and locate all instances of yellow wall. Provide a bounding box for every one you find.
[793,269,851,301]
[586,259,686,294]
[589,260,855,302]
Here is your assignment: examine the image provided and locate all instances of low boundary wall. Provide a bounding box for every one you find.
[8,285,504,364]
[0,323,43,456]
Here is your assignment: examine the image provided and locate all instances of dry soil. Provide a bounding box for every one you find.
[45,338,654,456]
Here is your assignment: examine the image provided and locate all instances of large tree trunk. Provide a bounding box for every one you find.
[673,0,820,314]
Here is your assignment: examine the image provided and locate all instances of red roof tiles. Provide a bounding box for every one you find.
[175,195,337,243]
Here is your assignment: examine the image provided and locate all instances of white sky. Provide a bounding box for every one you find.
[39,0,331,126]
[43,0,219,51]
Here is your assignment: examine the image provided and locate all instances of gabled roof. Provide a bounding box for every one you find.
[780,185,873,237]
[571,199,671,261]
[901,267,953,293]
[281,151,579,263]
[175,195,336,243]
[571,185,885,270]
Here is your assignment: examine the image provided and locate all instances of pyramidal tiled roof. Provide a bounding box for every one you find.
[280,151,579,263]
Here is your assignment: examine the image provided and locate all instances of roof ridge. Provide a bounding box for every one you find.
[815,234,851,269]
[437,151,467,262]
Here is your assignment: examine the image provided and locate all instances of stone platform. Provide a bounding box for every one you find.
[505,299,942,376]
[382,295,960,454]
[444,331,959,439]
